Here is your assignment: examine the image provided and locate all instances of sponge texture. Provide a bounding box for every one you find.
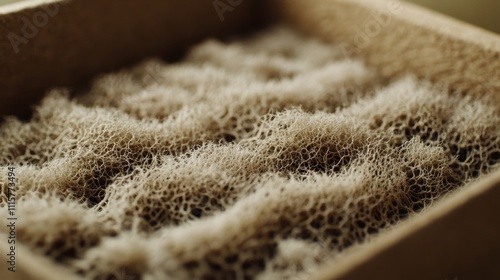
[0,26,499,280]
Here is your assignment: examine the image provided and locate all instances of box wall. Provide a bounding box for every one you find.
[312,168,500,280]
[266,0,500,107]
[0,0,262,118]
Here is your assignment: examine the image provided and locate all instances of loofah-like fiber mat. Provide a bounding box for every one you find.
[1,26,499,280]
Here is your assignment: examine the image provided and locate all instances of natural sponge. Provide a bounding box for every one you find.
[0,26,499,280]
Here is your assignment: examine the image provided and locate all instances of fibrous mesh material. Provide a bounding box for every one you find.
[1,26,499,280]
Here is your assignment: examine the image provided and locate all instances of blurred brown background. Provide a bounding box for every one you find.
[1,0,499,34]
[0,0,19,6]
[406,0,500,34]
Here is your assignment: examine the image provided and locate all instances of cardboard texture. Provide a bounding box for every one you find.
[0,0,499,279]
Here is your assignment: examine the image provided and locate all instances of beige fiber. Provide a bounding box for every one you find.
[1,26,499,280]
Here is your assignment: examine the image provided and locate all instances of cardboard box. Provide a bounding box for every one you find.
[1,0,499,279]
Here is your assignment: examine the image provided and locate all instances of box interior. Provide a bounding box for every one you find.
[1,1,499,280]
